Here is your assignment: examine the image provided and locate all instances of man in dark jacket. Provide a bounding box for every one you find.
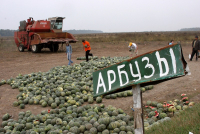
[190,35,200,61]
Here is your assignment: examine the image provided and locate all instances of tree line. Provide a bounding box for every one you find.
[179,27,200,31]
[0,29,16,37]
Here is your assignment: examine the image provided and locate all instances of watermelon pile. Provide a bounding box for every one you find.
[1,104,135,133]
[143,94,195,131]
[1,56,132,109]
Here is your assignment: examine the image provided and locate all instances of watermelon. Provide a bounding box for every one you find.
[85,123,93,130]
[41,101,47,107]
[26,123,33,130]
[19,104,25,109]
[119,126,126,131]
[127,91,133,96]
[144,122,149,127]
[108,122,118,130]
[122,92,127,97]
[189,102,195,106]
[90,127,97,134]
[146,101,151,106]
[51,103,57,109]
[151,101,158,107]
[157,103,163,108]
[168,106,176,112]
[158,113,167,119]
[182,97,188,102]
[113,128,120,133]
[2,113,10,121]
[88,98,94,104]
[96,97,102,103]
[110,94,117,99]
[148,111,156,118]
[105,95,111,99]
[0,128,6,133]
[69,126,80,134]
[13,101,19,107]
[175,105,182,110]
[183,105,188,110]
[181,94,187,98]
[102,129,109,134]
[140,87,145,92]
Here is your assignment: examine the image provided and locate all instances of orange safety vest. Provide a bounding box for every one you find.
[82,41,91,51]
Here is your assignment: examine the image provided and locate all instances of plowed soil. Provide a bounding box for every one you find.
[0,40,200,125]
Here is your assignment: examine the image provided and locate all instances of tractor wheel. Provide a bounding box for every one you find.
[31,45,41,53]
[49,44,59,52]
[18,45,24,52]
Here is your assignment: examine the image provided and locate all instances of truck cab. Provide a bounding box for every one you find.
[48,17,65,33]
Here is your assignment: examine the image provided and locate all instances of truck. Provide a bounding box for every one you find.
[14,17,78,53]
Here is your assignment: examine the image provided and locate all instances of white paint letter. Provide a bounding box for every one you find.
[107,70,116,90]
[142,57,155,78]
[117,64,129,86]
[96,72,106,94]
[129,62,141,81]
[155,51,169,77]
[169,48,176,74]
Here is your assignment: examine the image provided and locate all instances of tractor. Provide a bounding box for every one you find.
[14,17,77,53]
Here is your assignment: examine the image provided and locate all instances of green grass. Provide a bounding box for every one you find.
[145,103,200,134]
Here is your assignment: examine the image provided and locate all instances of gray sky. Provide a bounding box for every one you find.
[1,0,200,33]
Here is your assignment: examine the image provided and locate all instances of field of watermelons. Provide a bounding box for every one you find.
[0,31,200,134]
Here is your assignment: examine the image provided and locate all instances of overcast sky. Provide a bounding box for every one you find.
[1,0,200,33]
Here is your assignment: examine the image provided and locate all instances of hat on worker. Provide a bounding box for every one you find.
[82,39,85,42]
[195,35,198,38]
[129,42,132,46]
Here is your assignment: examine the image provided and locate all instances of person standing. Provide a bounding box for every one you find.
[82,39,93,62]
[66,42,73,65]
[169,40,174,45]
[190,35,200,61]
[128,42,138,58]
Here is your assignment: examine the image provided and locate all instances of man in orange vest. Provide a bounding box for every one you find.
[82,39,93,62]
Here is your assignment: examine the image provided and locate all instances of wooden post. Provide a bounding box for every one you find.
[132,84,144,134]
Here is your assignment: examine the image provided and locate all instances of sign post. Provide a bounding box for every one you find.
[132,84,144,134]
[93,44,189,134]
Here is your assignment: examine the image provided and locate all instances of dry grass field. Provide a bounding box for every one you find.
[0,31,200,130]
